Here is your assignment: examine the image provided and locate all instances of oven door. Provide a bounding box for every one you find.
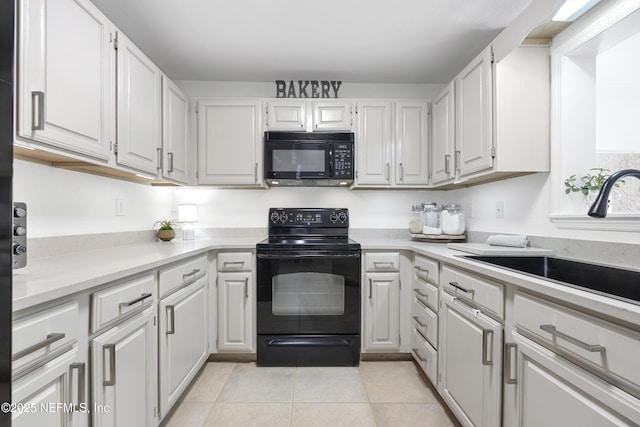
[256,250,360,335]
[264,142,332,180]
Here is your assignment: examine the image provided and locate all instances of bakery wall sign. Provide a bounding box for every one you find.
[275,80,342,98]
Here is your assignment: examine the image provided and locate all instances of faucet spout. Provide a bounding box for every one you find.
[587,169,640,218]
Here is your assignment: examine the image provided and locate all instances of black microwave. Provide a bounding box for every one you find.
[264,131,354,186]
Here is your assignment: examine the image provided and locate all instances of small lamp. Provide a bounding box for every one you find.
[178,204,198,240]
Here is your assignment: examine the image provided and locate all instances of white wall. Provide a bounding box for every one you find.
[13,159,174,238]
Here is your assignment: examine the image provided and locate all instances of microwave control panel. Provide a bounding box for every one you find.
[333,143,353,177]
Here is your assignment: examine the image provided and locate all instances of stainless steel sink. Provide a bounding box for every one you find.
[463,256,640,305]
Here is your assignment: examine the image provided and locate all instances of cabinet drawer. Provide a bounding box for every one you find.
[514,292,640,394]
[91,274,155,332]
[413,275,438,313]
[365,252,400,271]
[12,300,79,373]
[217,252,253,271]
[412,328,437,385]
[414,255,439,285]
[441,265,504,318]
[412,299,438,349]
[159,255,208,297]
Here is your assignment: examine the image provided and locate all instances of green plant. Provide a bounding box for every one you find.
[153,219,175,230]
[564,168,624,195]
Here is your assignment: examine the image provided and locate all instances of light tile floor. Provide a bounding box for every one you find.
[161,361,461,427]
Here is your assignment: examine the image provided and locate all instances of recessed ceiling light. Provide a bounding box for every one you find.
[552,0,600,22]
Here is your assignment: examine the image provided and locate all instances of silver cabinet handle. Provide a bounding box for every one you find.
[414,266,429,274]
[254,163,258,183]
[504,343,517,384]
[540,324,605,353]
[166,305,175,335]
[244,277,249,299]
[223,261,244,267]
[482,329,493,366]
[412,316,427,328]
[12,332,66,361]
[167,152,174,173]
[455,150,461,172]
[414,266,430,280]
[156,148,163,171]
[69,362,86,410]
[412,348,426,362]
[368,278,372,299]
[103,344,116,386]
[449,281,474,295]
[182,269,201,280]
[385,163,390,181]
[373,261,395,269]
[31,91,45,130]
[119,293,152,308]
[444,154,451,175]
[413,289,428,306]
[399,163,404,181]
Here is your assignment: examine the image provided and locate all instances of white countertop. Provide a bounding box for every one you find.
[13,235,640,327]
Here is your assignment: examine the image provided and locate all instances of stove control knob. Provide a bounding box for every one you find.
[14,207,26,218]
[279,212,288,222]
[14,226,26,236]
[270,211,280,223]
[13,244,27,256]
[338,212,347,222]
[329,212,338,222]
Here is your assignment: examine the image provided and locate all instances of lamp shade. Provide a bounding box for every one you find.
[178,204,198,222]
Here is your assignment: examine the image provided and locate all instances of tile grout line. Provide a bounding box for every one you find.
[289,366,298,427]
[358,362,379,427]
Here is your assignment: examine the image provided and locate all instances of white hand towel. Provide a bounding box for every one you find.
[486,234,528,248]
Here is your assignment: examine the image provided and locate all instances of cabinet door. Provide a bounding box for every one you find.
[355,101,393,186]
[455,46,494,178]
[158,278,208,418]
[218,272,254,352]
[12,349,87,427]
[92,307,156,427]
[364,272,400,351]
[312,100,352,131]
[116,32,162,175]
[266,100,307,131]
[395,101,429,185]
[506,334,640,426]
[17,0,112,161]
[162,77,190,184]
[197,100,263,186]
[431,83,455,185]
[439,292,502,427]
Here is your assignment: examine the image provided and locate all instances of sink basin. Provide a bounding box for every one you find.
[463,256,640,305]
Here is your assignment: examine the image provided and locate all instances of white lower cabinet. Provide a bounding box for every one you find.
[439,292,502,427]
[158,276,208,418]
[364,272,401,351]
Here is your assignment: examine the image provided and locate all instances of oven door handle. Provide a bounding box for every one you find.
[257,252,361,259]
[266,338,352,347]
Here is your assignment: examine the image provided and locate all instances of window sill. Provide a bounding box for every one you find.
[550,213,640,232]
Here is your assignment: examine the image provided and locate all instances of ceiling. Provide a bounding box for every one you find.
[90,0,534,84]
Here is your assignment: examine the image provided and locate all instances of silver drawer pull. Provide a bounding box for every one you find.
[373,261,395,268]
[369,278,373,299]
[103,344,116,386]
[31,91,45,130]
[504,343,517,384]
[167,305,175,335]
[183,268,201,279]
[412,316,427,328]
[12,333,66,361]
[156,147,163,171]
[412,348,426,362]
[540,324,605,353]
[414,266,429,274]
[69,362,86,410]
[449,281,474,295]
[223,261,244,266]
[168,152,174,173]
[119,293,152,308]
[482,329,493,366]
[413,289,429,306]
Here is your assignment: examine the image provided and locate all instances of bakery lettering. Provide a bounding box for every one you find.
[275,80,342,98]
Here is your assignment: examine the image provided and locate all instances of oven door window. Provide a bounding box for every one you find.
[272,272,345,316]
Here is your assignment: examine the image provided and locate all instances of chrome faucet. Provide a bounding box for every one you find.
[587,169,640,218]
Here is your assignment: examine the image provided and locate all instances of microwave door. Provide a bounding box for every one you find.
[270,143,329,179]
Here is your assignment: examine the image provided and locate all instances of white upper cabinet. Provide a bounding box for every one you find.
[162,77,190,184]
[355,101,393,186]
[17,0,113,161]
[431,83,455,185]
[115,32,162,175]
[197,99,263,186]
[395,101,429,186]
[312,100,353,131]
[265,100,307,131]
[455,47,494,178]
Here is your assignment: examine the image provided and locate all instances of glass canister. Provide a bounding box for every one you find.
[409,205,423,234]
[441,204,466,235]
[421,203,442,235]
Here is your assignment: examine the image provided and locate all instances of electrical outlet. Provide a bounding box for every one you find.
[495,201,504,218]
[116,199,125,216]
